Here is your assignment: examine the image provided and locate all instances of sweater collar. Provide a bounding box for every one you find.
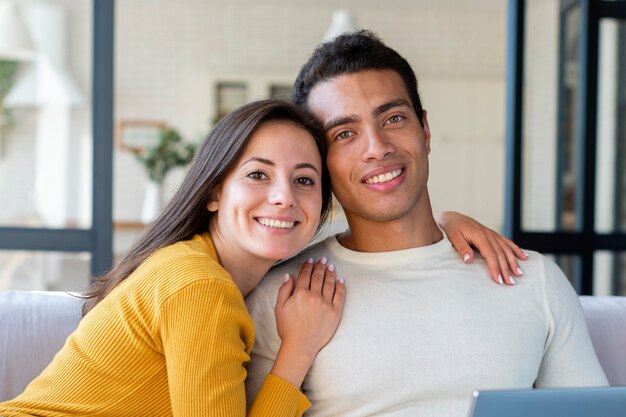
[323,230,453,266]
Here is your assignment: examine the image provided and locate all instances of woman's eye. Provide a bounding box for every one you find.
[247,171,268,180]
[295,177,314,186]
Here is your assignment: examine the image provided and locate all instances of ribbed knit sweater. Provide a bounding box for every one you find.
[246,234,607,417]
[0,233,310,417]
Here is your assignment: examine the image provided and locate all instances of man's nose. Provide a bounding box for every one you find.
[362,128,395,161]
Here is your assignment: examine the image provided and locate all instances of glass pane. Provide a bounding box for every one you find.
[594,251,626,296]
[556,6,581,231]
[0,250,90,292]
[522,0,570,231]
[545,253,582,292]
[0,1,92,229]
[595,19,626,233]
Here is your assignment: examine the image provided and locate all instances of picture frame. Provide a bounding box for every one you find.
[116,120,167,152]
[216,82,247,121]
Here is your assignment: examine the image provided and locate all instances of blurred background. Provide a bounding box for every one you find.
[0,0,624,296]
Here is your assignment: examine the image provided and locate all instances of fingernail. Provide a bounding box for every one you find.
[463,254,471,263]
[307,257,314,264]
[523,251,530,258]
[509,276,516,285]
[320,256,327,265]
[283,274,290,283]
[498,274,504,285]
[516,267,524,276]
[338,277,345,284]
[328,264,335,272]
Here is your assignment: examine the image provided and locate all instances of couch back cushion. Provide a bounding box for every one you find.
[0,292,624,402]
[0,290,83,401]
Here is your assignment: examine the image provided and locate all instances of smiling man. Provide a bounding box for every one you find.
[245,31,607,417]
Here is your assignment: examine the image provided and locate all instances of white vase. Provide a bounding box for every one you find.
[141,181,163,224]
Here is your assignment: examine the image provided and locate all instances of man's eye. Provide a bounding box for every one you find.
[386,115,404,124]
[247,171,267,180]
[295,177,314,186]
[335,131,354,140]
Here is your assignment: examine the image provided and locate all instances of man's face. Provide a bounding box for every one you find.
[306,69,432,226]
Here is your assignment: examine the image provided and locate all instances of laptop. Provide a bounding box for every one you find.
[468,386,626,417]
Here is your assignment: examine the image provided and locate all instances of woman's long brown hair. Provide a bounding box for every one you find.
[82,99,331,315]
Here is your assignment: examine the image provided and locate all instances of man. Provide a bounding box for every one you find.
[245,31,607,417]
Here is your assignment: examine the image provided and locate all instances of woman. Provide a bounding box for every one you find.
[0,99,524,417]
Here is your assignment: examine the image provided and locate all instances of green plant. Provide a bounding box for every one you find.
[133,128,197,183]
[0,60,19,126]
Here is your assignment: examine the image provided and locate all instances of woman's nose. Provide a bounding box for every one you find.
[268,180,296,207]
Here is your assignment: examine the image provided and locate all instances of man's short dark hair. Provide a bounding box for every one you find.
[292,30,425,126]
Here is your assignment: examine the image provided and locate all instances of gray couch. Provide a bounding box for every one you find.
[0,291,625,402]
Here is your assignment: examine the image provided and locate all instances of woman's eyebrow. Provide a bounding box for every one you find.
[241,157,273,167]
[295,163,319,174]
[241,158,319,174]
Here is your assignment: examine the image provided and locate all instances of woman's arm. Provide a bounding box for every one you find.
[247,258,345,417]
[163,279,318,417]
[437,211,528,286]
[270,257,345,387]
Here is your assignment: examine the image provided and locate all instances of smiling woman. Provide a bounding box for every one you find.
[0,99,344,417]
[208,120,324,268]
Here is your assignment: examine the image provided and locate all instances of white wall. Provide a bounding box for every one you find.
[0,0,510,232]
[114,0,508,229]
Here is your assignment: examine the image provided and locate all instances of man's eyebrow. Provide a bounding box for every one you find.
[322,99,412,132]
[241,158,319,174]
[373,99,412,117]
[322,115,361,133]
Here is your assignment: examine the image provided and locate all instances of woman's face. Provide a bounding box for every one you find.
[209,120,323,263]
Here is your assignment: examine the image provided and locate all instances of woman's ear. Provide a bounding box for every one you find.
[207,199,219,212]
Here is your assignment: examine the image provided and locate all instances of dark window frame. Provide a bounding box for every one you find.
[0,0,114,277]
[505,0,626,294]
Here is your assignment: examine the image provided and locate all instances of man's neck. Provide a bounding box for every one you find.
[336,208,443,253]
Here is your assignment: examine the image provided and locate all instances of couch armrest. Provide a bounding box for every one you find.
[580,296,626,386]
[0,290,83,401]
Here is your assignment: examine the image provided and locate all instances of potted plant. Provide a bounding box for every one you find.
[0,60,19,154]
[133,127,197,223]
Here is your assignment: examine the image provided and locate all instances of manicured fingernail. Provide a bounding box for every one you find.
[320,256,327,265]
[283,274,290,283]
[307,257,314,264]
[338,277,345,284]
[497,274,504,285]
[509,276,516,285]
[328,264,335,272]
[463,254,471,263]
[516,267,524,276]
[523,251,530,258]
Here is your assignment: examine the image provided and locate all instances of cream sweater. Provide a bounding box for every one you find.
[0,233,310,417]
[245,234,607,417]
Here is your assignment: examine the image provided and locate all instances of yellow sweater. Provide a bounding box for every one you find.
[0,233,310,416]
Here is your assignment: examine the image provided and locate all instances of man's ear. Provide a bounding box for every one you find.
[421,110,432,154]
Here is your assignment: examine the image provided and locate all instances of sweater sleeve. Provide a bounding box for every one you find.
[534,256,608,387]
[160,279,309,417]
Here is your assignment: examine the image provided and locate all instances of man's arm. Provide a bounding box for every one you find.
[535,256,608,387]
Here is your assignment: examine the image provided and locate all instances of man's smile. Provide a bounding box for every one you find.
[364,168,404,184]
